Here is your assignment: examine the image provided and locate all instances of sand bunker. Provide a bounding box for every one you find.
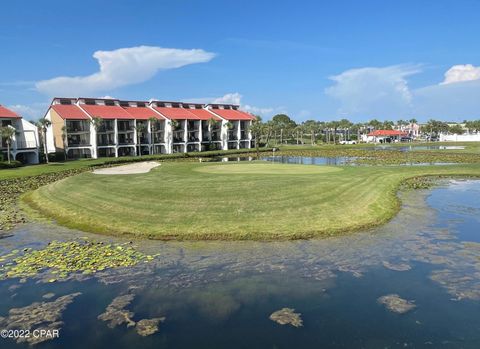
[93,162,160,175]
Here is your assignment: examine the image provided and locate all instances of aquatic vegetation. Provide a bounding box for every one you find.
[382,261,412,271]
[269,308,303,327]
[401,176,437,190]
[377,294,416,314]
[0,292,81,345]
[98,294,136,328]
[0,169,94,231]
[136,318,165,336]
[98,294,165,336]
[0,239,154,281]
[42,292,55,299]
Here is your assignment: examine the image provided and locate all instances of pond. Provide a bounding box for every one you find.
[212,156,357,165]
[1,180,480,348]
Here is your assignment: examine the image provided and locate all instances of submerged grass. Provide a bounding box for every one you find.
[23,161,480,240]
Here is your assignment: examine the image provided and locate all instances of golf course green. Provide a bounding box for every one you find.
[23,161,480,240]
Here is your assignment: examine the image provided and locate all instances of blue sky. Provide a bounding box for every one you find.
[1,0,480,122]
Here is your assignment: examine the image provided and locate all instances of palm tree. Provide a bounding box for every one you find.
[207,117,220,149]
[148,117,158,154]
[135,122,148,156]
[0,126,15,163]
[249,117,263,158]
[329,121,340,144]
[36,119,51,163]
[90,116,104,131]
[61,126,67,160]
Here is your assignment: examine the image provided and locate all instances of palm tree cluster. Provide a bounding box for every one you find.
[250,114,419,147]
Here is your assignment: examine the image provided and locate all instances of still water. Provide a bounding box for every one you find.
[1,181,480,348]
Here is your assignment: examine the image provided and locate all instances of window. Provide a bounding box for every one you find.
[119,101,129,107]
[85,99,96,105]
[137,102,146,107]
[212,105,219,109]
[195,104,203,109]
[104,100,115,106]
[171,103,180,108]
[60,99,72,105]
[157,102,166,108]
[232,106,238,110]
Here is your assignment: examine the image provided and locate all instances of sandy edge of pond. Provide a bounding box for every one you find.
[93,161,160,175]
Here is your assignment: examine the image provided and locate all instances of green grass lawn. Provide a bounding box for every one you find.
[23,161,480,240]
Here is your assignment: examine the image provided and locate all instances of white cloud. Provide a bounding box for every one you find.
[243,104,274,115]
[36,46,216,96]
[185,92,281,117]
[325,63,480,121]
[212,92,242,105]
[7,103,48,121]
[441,64,480,85]
[325,64,421,117]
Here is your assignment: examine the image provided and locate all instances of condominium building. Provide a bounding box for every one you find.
[0,104,39,163]
[43,98,255,159]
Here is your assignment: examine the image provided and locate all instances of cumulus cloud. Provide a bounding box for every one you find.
[326,63,480,121]
[441,64,480,85]
[213,93,285,117]
[212,92,242,105]
[325,64,421,117]
[36,46,216,96]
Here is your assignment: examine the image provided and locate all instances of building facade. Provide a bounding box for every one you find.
[0,105,39,163]
[44,98,255,159]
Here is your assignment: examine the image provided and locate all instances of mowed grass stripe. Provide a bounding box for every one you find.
[23,162,480,240]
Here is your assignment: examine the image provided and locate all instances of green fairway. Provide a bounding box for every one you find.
[23,161,480,240]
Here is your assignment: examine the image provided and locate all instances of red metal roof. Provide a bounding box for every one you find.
[0,105,21,119]
[51,104,89,120]
[80,104,132,119]
[208,108,255,121]
[123,106,163,120]
[367,130,408,137]
[188,108,221,121]
[153,107,200,120]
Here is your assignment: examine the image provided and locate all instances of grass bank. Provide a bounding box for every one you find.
[23,162,480,240]
[0,148,271,231]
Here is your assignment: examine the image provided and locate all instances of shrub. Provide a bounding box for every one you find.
[0,160,23,169]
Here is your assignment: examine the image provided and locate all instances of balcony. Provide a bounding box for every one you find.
[97,138,116,146]
[68,140,91,147]
[202,132,220,142]
[97,122,115,133]
[117,121,134,132]
[14,140,38,149]
[118,139,134,145]
[66,121,90,133]
[139,137,149,144]
[152,132,164,143]
[228,131,238,141]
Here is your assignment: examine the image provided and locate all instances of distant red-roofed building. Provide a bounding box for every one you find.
[1,104,39,164]
[364,129,408,143]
